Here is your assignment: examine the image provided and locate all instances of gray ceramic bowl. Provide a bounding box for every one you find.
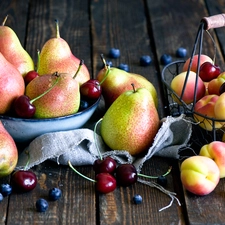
[0,97,100,143]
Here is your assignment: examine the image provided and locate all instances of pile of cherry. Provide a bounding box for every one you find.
[0,156,171,212]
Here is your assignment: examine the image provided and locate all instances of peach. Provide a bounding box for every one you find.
[182,54,213,72]
[199,141,225,178]
[170,71,205,104]
[180,155,220,196]
[208,72,225,95]
[193,94,222,131]
[214,92,225,120]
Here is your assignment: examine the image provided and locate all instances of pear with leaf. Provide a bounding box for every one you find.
[0,15,34,76]
[100,84,160,156]
[97,54,158,109]
[38,19,90,86]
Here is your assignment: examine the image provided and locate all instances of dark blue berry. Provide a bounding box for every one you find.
[157,176,167,187]
[36,198,49,212]
[106,60,113,67]
[49,187,62,201]
[176,47,187,58]
[109,48,120,58]
[160,54,172,65]
[0,193,3,202]
[140,55,152,66]
[0,184,12,197]
[118,63,129,72]
[133,194,142,204]
[79,100,89,111]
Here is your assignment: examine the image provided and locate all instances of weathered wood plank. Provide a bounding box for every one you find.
[91,0,166,118]
[6,161,96,225]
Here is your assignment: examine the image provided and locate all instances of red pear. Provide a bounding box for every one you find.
[0,121,18,178]
[0,52,25,114]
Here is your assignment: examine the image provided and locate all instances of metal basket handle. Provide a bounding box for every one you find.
[201,14,225,30]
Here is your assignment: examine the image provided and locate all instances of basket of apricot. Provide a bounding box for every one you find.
[161,15,225,146]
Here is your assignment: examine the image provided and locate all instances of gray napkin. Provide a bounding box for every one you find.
[16,114,192,173]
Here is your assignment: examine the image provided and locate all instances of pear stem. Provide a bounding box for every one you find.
[30,72,60,104]
[93,118,103,160]
[100,54,107,69]
[36,49,40,73]
[73,60,84,79]
[131,83,136,92]
[99,65,110,85]
[2,15,8,26]
[137,166,172,179]
[55,19,60,38]
[68,161,96,183]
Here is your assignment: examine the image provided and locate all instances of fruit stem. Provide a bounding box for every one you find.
[30,72,60,104]
[137,166,172,179]
[93,118,103,160]
[2,15,8,26]
[73,60,84,79]
[24,150,31,170]
[36,49,40,73]
[131,83,136,92]
[99,65,110,86]
[68,161,96,183]
[55,19,60,38]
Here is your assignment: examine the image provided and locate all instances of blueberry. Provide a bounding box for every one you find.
[133,194,142,204]
[109,48,120,58]
[176,47,187,58]
[36,198,49,212]
[118,63,129,72]
[140,55,152,66]
[106,60,113,67]
[79,100,89,111]
[157,176,167,187]
[160,54,172,65]
[0,184,12,197]
[0,193,3,202]
[49,187,62,201]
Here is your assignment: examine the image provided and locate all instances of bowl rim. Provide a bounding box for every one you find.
[0,97,101,122]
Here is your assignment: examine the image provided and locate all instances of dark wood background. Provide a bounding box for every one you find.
[0,0,225,224]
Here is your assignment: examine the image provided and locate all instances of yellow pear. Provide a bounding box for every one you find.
[38,20,90,86]
[97,64,158,109]
[0,121,18,178]
[0,15,34,77]
[100,84,160,156]
[0,52,25,114]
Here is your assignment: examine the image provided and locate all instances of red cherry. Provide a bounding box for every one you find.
[199,62,221,82]
[80,79,102,100]
[115,164,137,187]
[24,70,39,85]
[11,170,37,193]
[13,95,36,118]
[95,173,117,194]
[93,157,117,174]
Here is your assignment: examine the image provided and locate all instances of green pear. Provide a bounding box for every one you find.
[100,84,160,156]
[97,63,158,109]
[0,121,18,178]
[25,72,80,118]
[0,52,25,114]
[0,15,34,77]
[38,19,90,86]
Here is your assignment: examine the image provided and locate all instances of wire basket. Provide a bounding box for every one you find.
[161,14,225,149]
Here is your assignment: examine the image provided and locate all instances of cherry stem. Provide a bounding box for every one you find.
[55,19,60,38]
[93,118,103,160]
[24,150,31,170]
[68,161,96,183]
[137,166,172,179]
[73,59,84,79]
[30,72,60,104]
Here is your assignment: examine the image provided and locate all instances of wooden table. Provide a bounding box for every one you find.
[1,0,225,224]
